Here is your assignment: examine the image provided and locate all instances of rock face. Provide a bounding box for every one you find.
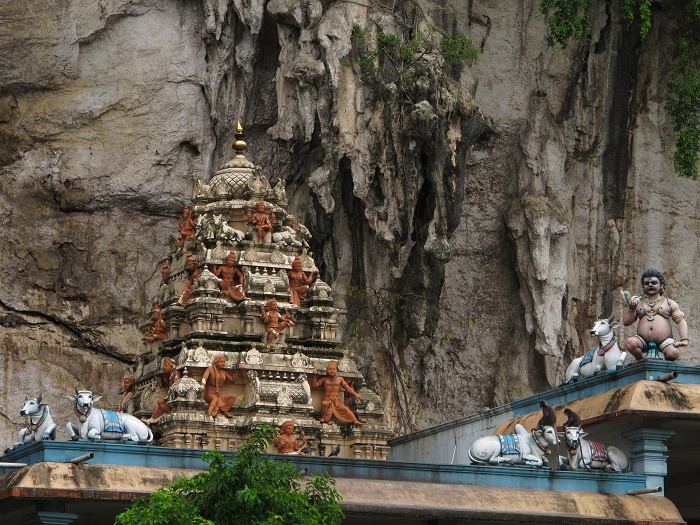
[1,0,699,444]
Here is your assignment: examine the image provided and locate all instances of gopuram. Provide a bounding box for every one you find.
[127,124,392,458]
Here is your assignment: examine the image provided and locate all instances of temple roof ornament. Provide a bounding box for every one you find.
[128,122,392,458]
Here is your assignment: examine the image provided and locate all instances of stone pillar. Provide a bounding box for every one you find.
[24,511,79,525]
[623,428,675,494]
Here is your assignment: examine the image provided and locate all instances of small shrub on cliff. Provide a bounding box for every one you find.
[539,0,700,179]
[114,425,343,525]
[346,24,478,101]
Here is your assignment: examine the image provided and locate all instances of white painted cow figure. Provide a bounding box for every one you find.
[66,388,153,443]
[14,394,57,447]
[565,315,628,382]
[560,426,629,472]
[468,424,559,467]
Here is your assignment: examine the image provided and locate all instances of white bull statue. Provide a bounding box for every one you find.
[560,426,629,472]
[565,315,628,383]
[66,388,153,443]
[468,424,559,467]
[14,394,57,447]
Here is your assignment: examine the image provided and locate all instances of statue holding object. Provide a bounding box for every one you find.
[273,420,308,454]
[622,268,688,361]
[214,251,247,302]
[286,256,317,307]
[247,201,272,244]
[261,298,294,348]
[200,355,239,418]
[308,362,364,426]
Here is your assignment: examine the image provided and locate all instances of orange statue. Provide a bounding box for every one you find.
[177,205,196,248]
[247,201,272,244]
[145,304,167,343]
[150,358,181,420]
[214,251,247,302]
[260,298,294,348]
[160,262,170,284]
[118,374,136,413]
[179,252,202,305]
[308,362,364,426]
[286,256,317,307]
[273,420,308,454]
[199,355,239,418]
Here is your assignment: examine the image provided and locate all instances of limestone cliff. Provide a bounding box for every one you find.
[1,0,698,444]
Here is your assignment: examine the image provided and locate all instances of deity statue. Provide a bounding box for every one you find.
[260,298,294,348]
[214,251,247,302]
[178,251,203,305]
[160,262,170,285]
[117,374,136,413]
[308,362,364,426]
[273,420,307,454]
[622,268,688,361]
[247,201,272,244]
[150,358,181,420]
[176,205,196,248]
[286,256,317,307]
[199,355,239,418]
[145,304,167,343]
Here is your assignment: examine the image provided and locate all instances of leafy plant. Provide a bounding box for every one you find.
[540,0,700,178]
[668,37,700,179]
[115,425,343,525]
[539,0,593,47]
[346,24,478,101]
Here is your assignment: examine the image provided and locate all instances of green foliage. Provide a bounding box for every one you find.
[539,0,593,47]
[115,425,343,525]
[540,0,700,179]
[668,37,700,179]
[440,36,480,67]
[346,24,478,99]
[621,0,652,37]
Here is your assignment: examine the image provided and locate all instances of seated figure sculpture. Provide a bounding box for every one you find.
[199,355,239,418]
[622,268,688,361]
[308,362,364,426]
[247,201,272,244]
[145,304,167,343]
[273,420,307,454]
[176,205,196,248]
[260,298,294,348]
[214,251,246,302]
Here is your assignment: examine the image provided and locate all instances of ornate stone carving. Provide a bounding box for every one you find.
[169,368,202,402]
[291,351,310,368]
[244,348,264,365]
[276,387,293,406]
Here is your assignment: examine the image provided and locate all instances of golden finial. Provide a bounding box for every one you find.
[233,121,247,156]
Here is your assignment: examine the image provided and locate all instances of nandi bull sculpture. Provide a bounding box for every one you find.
[66,388,153,443]
[14,394,57,447]
[468,423,559,467]
[565,315,628,383]
[558,410,629,471]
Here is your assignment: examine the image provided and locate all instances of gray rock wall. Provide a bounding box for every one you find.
[1,0,698,444]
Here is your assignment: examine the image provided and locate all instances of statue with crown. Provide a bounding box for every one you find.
[127,123,392,459]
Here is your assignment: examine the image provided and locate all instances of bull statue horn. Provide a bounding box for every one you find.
[36,394,42,404]
[607,314,614,324]
[75,387,80,395]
